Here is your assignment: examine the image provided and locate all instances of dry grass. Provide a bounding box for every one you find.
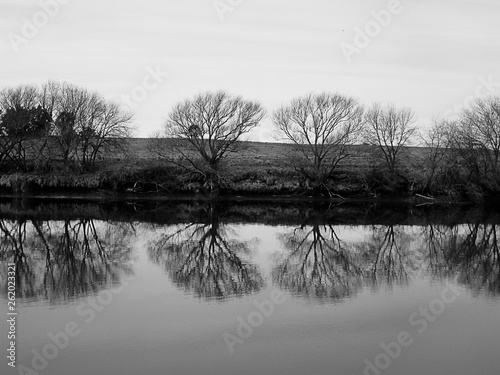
[0,137,440,197]
[110,138,430,176]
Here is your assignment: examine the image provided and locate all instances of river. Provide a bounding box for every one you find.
[0,200,499,375]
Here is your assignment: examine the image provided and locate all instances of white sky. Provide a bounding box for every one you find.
[1,0,500,140]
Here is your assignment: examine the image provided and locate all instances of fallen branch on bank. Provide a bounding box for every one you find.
[415,193,435,200]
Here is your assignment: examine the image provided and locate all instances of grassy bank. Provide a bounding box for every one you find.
[0,138,494,202]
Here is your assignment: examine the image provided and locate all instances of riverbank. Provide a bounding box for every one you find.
[0,139,495,203]
[0,163,448,203]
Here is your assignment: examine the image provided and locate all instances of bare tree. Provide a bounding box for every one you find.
[462,96,500,171]
[433,96,500,199]
[419,120,453,193]
[155,91,265,195]
[446,96,500,187]
[364,104,417,173]
[79,100,132,169]
[0,82,132,172]
[0,85,51,171]
[53,110,78,168]
[273,93,364,193]
[49,82,133,171]
[0,85,38,110]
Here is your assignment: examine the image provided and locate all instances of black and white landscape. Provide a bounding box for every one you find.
[1,1,500,375]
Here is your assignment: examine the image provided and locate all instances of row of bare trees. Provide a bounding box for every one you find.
[418,97,500,198]
[2,82,499,198]
[273,95,417,194]
[0,82,132,172]
[152,91,420,196]
[154,91,500,199]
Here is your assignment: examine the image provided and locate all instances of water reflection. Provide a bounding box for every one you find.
[1,201,499,303]
[273,206,499,300]
[423,222,500,297]
[357,225,418,289]
[148,205,264,300]
[273,216,419,300]
[0,219,134,303]
[273,210,364,301]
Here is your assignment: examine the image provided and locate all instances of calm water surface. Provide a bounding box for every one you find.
[0,201,499,375]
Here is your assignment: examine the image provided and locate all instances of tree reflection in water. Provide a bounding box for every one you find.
[273,210,364,301]
[1,202,499,304]
[148,205,264,300]
[358,225,418,289]
[274,212,419,300]
[0,219,134,303]
[420,221,452,277]
[423,222,500,297]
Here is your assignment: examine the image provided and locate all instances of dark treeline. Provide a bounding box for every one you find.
[0,198,496,227]
[2,82,500,201]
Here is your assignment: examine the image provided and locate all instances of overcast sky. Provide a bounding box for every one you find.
[1,0,500,140]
